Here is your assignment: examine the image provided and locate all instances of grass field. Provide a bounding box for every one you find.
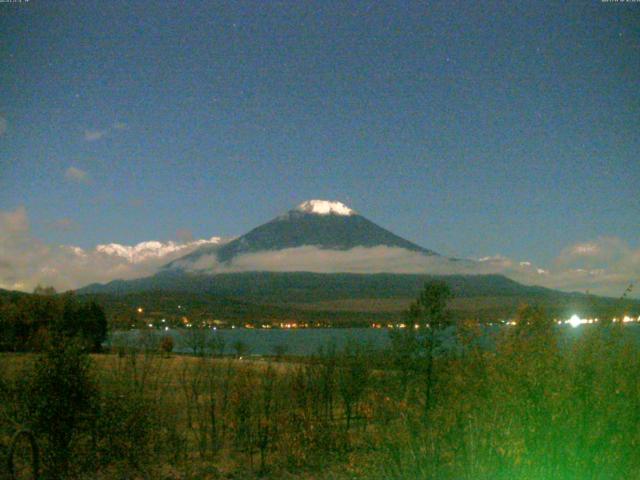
[4,309,640,479]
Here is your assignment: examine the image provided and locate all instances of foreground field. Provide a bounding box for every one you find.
[3,306,640,479]
[1,351,383,479]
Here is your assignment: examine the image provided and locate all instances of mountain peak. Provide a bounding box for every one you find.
[295,200,355,216]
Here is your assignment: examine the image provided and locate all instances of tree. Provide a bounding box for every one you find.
[33,285,57,296]
[207,330,226,357]
[338,341,371,431]
[0,291,107,352]
[25,338,96,477]
[58,295,107,352]
[409,280,452,331]
[160,335,174,356]
[388,326,422,398]
[407,280,452,421]
[183,327,207,356]
[232,340,249,358]
[82,301,108,352]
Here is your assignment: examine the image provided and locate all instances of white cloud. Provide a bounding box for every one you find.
[557,237,631,268]
[0,206,225,292]
[181,246,470,275]
[83,129,108,142]
[176,243,639,298]
[568,242,600,256]
[95,238,223,264]
[64,166,90,184]
[0,206,637,298]
[83,122,126,142]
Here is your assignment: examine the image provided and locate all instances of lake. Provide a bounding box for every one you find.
[108,323,638,356]
[109,327,392,356]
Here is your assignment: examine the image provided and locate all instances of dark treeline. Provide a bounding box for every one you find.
[1,282,640,478]
[0,287,107,352]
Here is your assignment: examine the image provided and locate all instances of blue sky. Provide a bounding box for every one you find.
[0,1,638,293]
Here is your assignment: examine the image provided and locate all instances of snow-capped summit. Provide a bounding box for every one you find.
[163,200,437,268]
[296,200,355,216]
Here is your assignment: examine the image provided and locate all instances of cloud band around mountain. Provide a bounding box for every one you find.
[0,206,637,298]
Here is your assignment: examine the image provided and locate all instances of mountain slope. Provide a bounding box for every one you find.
[73,199,640,323]
[165,200,437,269]
[77,271,640,323]
[79,271,562,302]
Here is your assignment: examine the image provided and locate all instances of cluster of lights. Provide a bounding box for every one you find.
[145,322,170,331]
[614,315,639,324]
[374,323,432,329]
[563,314,640,328]
[135,305,639,331]
[564,314,594,328]
[494,315,640,329]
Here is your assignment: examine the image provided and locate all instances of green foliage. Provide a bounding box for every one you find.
[33,285,57,296]
[381,305,640,479]
[78,272,640,328]
[337,342,371,431]
[0,291,107,352]
[24,339,96,477]
[4,282,640,479]
[183,327,208,356]
[232,339,250,358]
[92,380,155,470]
[388,327,422,396]
[159,335,174,355]
[207,330,226,357]
[408,280,453,328]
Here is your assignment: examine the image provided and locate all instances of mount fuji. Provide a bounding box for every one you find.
[76,200,637,322]
[164,200,440,270]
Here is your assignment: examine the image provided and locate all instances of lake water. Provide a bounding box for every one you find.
[109,328,392,356]
[108,323,639,356]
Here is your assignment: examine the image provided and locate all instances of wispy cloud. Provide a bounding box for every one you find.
[176,243,639,299]
[83,129,107,142]
[0,206,224,292]
[83,122,127,142]
[64,166,91,184]
[0,206,637,297]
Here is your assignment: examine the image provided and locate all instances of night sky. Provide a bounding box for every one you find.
[1,1,638,293]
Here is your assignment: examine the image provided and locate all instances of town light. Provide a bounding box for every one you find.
[568,314,582,328]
